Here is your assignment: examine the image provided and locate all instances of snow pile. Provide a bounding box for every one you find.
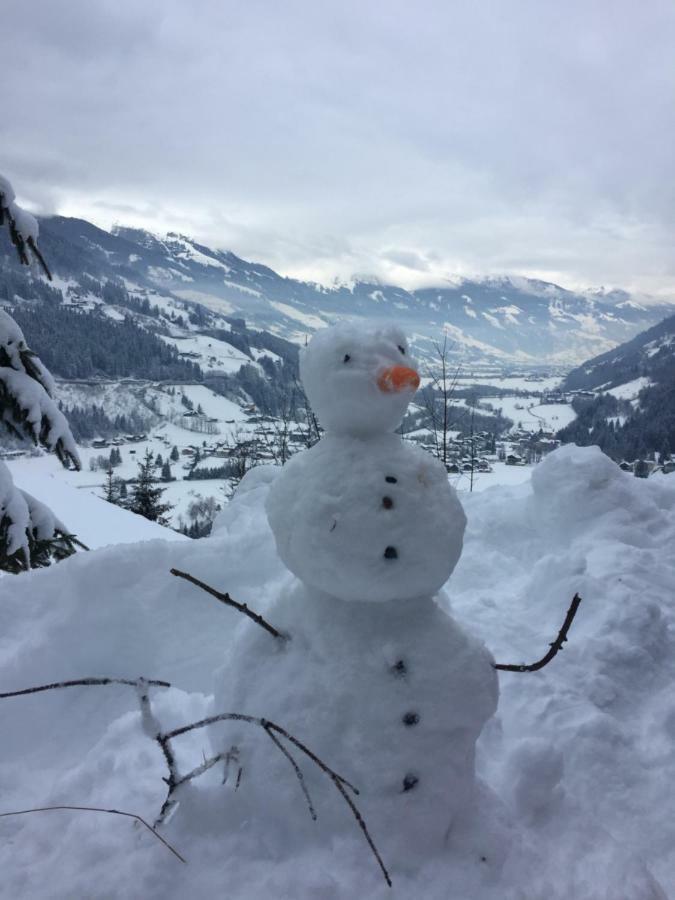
[0,445,672,898]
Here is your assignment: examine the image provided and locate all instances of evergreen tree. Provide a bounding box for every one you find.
[161,460,172,481]
[170,445,180,462]
[155,452,163,467]
[127,450,173,525]
[0,174,83,572]
[108,447,122,467]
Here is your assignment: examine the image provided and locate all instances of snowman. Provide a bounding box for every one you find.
[212,321,498,869]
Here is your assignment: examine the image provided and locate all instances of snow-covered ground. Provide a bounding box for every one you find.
[158,333,255,374]
[453,460,535,494]
[10,464,187,549]
[452,375,564,392]
[482,397,576,432]
[606,376,652,400]
[11,382,255,531]
[0,445,673,898]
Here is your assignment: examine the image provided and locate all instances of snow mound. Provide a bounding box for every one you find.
[0,445,672,898]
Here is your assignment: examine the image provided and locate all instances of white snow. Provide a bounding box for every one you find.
[0,444,672,897]
[0,283,672,900]
[0,175,39,242]
[10,461,187,549]
[268,301,328,330]
[158,333,252,373]
[483,397,576,432]
[606,377,652,400]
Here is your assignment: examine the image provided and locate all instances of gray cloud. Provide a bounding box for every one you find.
[3,0,675,295]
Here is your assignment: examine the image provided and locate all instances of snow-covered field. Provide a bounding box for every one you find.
[453,375,564,393]
[1,445,673,899]
[607,376,652,401]
[12,382,256,532]
[482,397,577,432]
[158,333,254,374]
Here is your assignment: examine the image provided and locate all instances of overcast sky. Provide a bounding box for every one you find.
[4,0,675,295]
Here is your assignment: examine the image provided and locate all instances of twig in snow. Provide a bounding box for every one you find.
[1,673,390,886]
[493,593,582,673]
[0,805,186,863]
[263,723,317,821]
[170,568,287,642]
[151,707,390,887]
[0,676,171,700]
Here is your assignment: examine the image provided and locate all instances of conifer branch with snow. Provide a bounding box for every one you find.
[0,173,83,572]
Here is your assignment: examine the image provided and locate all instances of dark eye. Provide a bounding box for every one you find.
[343,354,351,363]
[398,345,406,355]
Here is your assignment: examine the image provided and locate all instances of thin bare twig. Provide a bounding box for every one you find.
[3,673,390,885]
[0,805,186,863]
[494,593,582,673]
[0,676,171,700]
[153,709,389,886]
[170,568,286,641]
[263,724,317,821]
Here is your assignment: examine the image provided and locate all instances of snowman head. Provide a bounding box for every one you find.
[301,321,420,436]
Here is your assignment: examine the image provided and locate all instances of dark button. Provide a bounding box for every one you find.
[391,659,407,677]
[402,711,420,727]
[402,773,418,792]
[382,496,393,509]
[385,476,397,484]
[384,546,398,560]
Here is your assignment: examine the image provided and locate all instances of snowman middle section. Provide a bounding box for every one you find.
[265,432,468,603]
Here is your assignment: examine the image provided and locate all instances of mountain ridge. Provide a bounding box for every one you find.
[18,214,674,366]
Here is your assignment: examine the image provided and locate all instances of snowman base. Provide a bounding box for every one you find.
[210,581,499,869]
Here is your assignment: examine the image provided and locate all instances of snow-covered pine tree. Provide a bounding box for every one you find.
[127,449,173,524]
[0,174,83,572]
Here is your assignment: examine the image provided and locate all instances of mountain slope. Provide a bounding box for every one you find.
[5,215,671,366]
[559,312,675,462]
[562,311,675,392]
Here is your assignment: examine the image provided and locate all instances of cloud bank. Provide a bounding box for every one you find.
[4,0,675,294]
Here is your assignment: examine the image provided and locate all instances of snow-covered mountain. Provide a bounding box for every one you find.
[22,215,675,365]
[558,312,675,463]
[563,310,675,392]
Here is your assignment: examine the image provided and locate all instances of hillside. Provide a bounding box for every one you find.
[559,313,675,462]
[562,311,675,392]
[2,215,673,367]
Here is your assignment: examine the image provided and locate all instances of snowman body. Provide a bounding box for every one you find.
[213,322,498,862]
[213,582,497,860]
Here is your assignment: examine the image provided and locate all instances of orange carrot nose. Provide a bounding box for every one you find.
[377,365,421,393]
